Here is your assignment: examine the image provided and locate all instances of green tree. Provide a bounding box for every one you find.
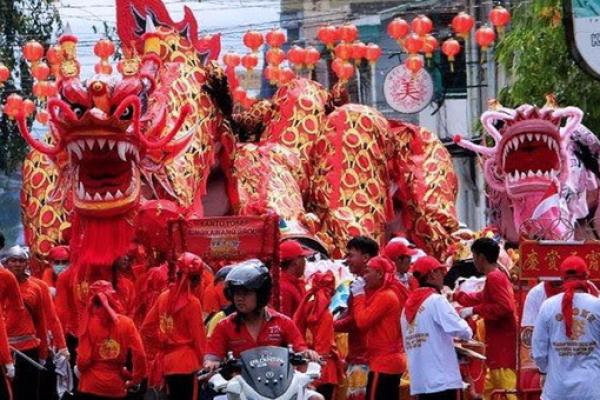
[496,0,600,132]
[0,0,60,173]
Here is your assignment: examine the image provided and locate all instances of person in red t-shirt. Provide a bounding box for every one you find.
[42,245,70,295]
[141,253,206,400]
[294,271,343,400]
[203,260,319,370]
[383,241,418,291]
[3,246,49,400]
[351,256,405,400]
[454,238,517,400]
[335,235,378,400]
[76,280,146,399]
[279,240,313,317]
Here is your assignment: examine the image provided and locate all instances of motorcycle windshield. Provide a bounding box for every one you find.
[239,346,294,399]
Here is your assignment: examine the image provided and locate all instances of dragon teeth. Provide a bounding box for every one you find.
[108,140,116,150]
[97,138,106,150]
[114,190,123,199]
[117,142,128,161]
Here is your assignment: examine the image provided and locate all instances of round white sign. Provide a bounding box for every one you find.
[383,64,434,114]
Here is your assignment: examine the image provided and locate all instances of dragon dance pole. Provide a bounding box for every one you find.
[356,64,362,104]
[370,63,376,107]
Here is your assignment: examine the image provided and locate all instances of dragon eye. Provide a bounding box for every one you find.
[120,105,134,121]
[72,105,86,118]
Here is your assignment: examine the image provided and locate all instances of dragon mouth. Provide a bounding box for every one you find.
[67,136,141,214]
[501,132,561,192]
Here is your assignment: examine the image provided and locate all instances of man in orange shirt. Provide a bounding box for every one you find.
[141,252,206,400]
[75,280,146,399]
[2,246,48,400]
[0,232,16,400]
[279,240,313,317]
[335,235,379,400]
[351,256,405,400]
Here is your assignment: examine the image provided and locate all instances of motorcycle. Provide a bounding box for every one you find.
[203,346,322,400]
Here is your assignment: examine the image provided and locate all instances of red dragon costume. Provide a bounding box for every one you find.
[16,0,461,279]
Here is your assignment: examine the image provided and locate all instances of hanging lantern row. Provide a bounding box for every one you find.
[385,6,511,74]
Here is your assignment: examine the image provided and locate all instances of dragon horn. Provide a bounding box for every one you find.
[480,110,515,143]
[453,134,496,157]
[15,113,63,156]
[553,106,583,139]
[138,104,194,150]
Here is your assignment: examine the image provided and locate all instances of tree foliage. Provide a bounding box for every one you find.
[496,0,600,133]
[0,0,60,173]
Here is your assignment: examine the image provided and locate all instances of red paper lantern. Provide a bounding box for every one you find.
[32,81,47,98]
[317,25,338,49]
[365,43,382,64]
[4,94,23,118]
[23,99,35,117]
[36,109,49,125]
[387,18,410,40]
[404,33,424,54]
[45,81,58,97]
[287,46,306,67]
[489,6,511,31]
[266,48,286,66]
[352,41,367,62]
[31,62,50,81]
[0,64,10,83]
[266,29,286,48]
[232,87,247,102]
[334,60,354,81]
[334,42,352,61]
[94,39,115,59]
[23,41,44,63]
[279,68,295,84]
[405,54,424,74]
[46,45,62,65]
[241,53,259,70]
[442,38,461,72]
[223,53,241,68]
[475,26,496,50]
[442,38,461,61]
[243,31,264,52]
[452,12,474,38]
[411,15,433,36]
[304,47,321,68]
[422,34,439,58]
[339,24,358,42]
[264,65,281,83]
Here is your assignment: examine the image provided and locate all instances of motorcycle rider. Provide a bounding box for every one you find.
[203,259,323,398]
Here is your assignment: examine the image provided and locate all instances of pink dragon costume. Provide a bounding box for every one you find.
[16,0,461,276]
[454,97,600,241]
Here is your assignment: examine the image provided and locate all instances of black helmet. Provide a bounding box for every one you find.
[224,259,272,308]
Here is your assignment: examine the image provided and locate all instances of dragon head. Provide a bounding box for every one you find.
[16,56,192,217]
[455,99,583,238]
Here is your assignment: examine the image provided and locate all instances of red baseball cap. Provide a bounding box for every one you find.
[280,240,314,261]
[48,246,69,262]
[412,256,446,277]
[384,241,417,259]
[560,255,589,279]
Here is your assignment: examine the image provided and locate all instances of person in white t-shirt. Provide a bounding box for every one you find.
[532,256,600,400]
[401,256,472,400]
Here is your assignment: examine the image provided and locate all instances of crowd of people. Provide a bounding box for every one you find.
[0,230,598,400]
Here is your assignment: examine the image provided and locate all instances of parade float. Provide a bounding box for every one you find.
[7,0,463,282]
